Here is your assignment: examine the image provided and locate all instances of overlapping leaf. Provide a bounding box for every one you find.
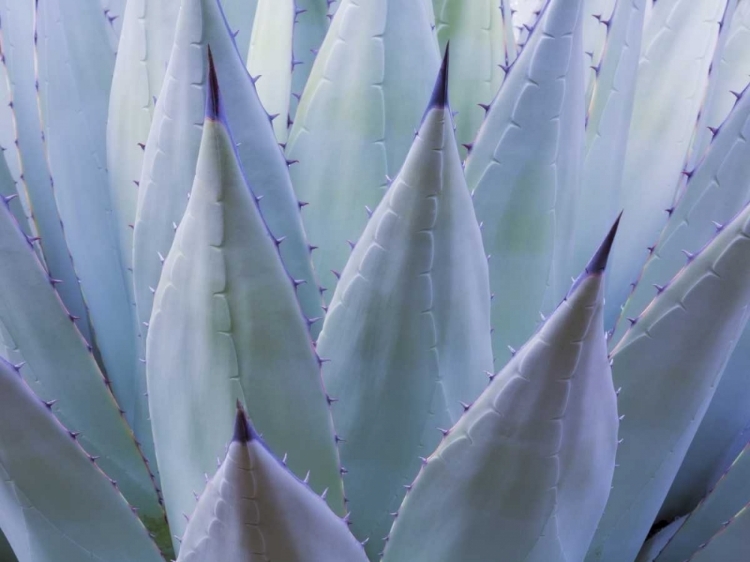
[147,68,342,548]
[587,200,750,562]
[382,222,620,562]
[0,358,163,562]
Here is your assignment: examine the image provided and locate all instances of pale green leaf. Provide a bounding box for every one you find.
[220,0,258,63]
[247,0,294,143]
[0,0,90,342]
[606,0,728,324]
[0,194,162,521]
[686,502,750,561]
[134,0,322,343]
[654,444,750,562]
[317,58,495,558]
[147,80,342,550]
[574,0,648,271]
[36,0,144,447]
[433,0,508,159]
[176,407,367,562]
[587,201,750,562]
[382,225,619,562]
[465,0,586,365]
[510,0,546,50]
[286,0,440,294]
[0,358,164,562]
[634,517,687,562]
[583,0,616,107]
[289,0,331,120]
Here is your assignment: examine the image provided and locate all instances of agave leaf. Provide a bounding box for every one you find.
[465,0,585,366]
[0,192,162,521]
[582,0,616,107]
[219,0,257,62]
[574,0,648,272]
[685,502,750,561]
[382,220,620,562]
[288,0,332,120]
[317,54,495,558]
[605,0,728,324]
[147,66,343,550]
[0,530,16,562]
[634,517,687,562]
[587,201,750,562]
[176,406,367,562]
[433,0,508,159]
[99,0,127,38]
[246,0,294,143]
[510,0,546,50]
[36,0,146,446]
[502,0,518,62]
[651,443,750,562]
[0,359,163,562]
[286,0,440,294]
[0,0,90,341]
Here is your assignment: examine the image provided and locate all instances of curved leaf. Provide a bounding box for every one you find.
[317,53,493,558]
[0,359,163,562]
[433,0,508,158]
[134,0,321,343]
[634,517,687,562]
[286,0,440,294]
[587,200,750,562]
[289,0,331,120]
[606,0,728,323]
[686,502,750,561]
[147,69,342,550]
[465,0,585,365]
[0,192,162,521]
[654,443,750,562]
[382,221,620,562]
[176,406,367,562]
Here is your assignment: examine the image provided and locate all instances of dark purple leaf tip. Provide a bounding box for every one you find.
[233,400,256,443]
[206,45,223,122]
[426,43,450,111]
[586,211,622,275]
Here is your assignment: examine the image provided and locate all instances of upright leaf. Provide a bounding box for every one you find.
[147,63,342,549]
[606,0,728,323]
[433,0,508,158]
[289,0,332,120]
[0,359,164,562]
[382,220,620,562]
[685,502,750,561]
[587,200,750,562]
[176,406,367,562]
[286,0,440,294]
[317,53,494,558]
[465,0,585,365]
[0,188,162,523]
[36,0,143,443]
[134,0,321,343]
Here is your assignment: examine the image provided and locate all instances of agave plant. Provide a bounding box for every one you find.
[0,0,749,560]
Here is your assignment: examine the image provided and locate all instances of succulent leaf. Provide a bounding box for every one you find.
[176,406,368,562]
[432,0,509,158]
[0,182,162,520]
[286,0,441,294]
[381,218,620,562]
[246,0,295,143]
[606,0,728,324]
[147,66,343,550]
[317,51,493,558]
[684,502,750,561]
[0,358,164,562]
[652,443,750,562]
[134,0,322,343]
[634,516,687,562]
[574,0,649,272]
[587,199,750,562]
[0,0,91,343]
[36,0,145,451]
[465,0,586,366]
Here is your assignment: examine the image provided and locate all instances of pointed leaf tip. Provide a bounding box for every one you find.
[233,401,254,444]
[206,46,222,121]
[427,43,450,110]
[587,212,622,275]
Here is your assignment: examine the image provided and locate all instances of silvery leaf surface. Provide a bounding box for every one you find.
[587,199,750,562]
[176,407,367,562]
[465,0,586,366]
[0,359,164,562]
[685,501,750,562]
[134,0,322,342]
[381,223,620,562]
[147,75,342,550]
[605,0,728,324]
[286,0,440,295]
[0,179,162,523]
[317,55,493,559]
